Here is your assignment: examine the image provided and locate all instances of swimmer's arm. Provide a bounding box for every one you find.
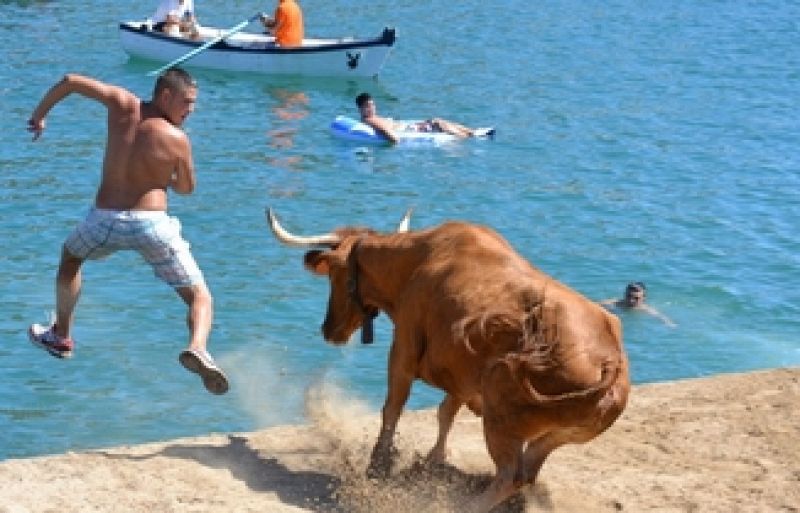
[28,74,136,141]
[643,304,677,327]
[365,116,398,144]
[657,312,677,328]
[170,132,196,195]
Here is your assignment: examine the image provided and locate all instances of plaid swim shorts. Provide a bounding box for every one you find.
[64,208,204,288]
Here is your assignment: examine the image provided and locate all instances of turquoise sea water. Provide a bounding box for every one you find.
[1,0,798,461]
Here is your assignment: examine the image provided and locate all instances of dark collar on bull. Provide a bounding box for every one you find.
[347,238,379,344]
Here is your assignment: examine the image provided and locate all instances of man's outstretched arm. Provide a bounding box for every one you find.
[28,74,134,140]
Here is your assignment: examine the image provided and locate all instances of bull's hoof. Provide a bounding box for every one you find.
[365,458,391,480]
[425,447,447,466]
[366,445,397,479]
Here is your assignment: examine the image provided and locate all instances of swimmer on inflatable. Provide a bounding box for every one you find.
[354,92,495,145]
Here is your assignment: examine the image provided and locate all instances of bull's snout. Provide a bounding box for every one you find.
[321,318,353,345]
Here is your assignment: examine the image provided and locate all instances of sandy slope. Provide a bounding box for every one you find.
[1,367,798,513]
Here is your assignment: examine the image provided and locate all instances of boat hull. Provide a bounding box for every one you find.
[119,22,395,78]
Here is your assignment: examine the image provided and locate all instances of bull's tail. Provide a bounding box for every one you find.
[517,357,622,407]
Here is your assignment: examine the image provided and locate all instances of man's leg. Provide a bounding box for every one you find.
[176,283,228,394]
[175,282,213,352]
[29,245,82,358]
[148,212,227,394]
[431,118,474,138]
[55,246,84,339]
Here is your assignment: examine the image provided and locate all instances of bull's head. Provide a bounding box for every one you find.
[266,207,412,344]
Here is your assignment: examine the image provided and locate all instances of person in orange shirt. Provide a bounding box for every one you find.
[260,0,304,47]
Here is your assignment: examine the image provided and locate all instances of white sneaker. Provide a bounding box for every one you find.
[28,322,74,359]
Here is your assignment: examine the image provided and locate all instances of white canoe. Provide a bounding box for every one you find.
[119,21,396,78]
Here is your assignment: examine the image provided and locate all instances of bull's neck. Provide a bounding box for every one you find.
[347,238,371,316]
[350,236,415,318]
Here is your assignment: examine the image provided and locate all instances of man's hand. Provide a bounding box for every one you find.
[28,117,45,141]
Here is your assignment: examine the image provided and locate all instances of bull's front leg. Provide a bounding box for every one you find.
[366,339,415,479]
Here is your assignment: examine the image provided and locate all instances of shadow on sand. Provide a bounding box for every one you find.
[99,434,340,511]
[98,436,552,513]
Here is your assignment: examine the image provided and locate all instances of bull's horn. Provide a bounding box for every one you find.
[266,208,342,247]
[397,207,413,233]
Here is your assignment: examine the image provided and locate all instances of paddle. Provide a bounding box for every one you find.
[147,13,263,76]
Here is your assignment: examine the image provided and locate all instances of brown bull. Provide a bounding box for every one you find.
[267,208,630,512]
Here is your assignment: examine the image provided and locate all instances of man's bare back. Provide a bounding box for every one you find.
[28,73,197,211]
[96,113,193,210]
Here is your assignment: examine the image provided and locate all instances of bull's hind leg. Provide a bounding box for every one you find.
[426,394,463,464]
[518,432,564,486]
[467,424,526,513]
[469,428,561,512]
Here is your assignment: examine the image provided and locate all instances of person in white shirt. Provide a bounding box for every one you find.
[152,0,198,38]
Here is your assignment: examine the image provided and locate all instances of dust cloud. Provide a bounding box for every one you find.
[300,380,530,513]
[218,348,528,512]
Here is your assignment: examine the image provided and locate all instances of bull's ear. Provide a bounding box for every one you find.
[304,250,331,275]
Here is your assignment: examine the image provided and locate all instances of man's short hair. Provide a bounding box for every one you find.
[625,281,646,294]
[153,67,197,98]
[355,92,372,108]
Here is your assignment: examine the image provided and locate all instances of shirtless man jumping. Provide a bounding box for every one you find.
[27,68,228,394]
